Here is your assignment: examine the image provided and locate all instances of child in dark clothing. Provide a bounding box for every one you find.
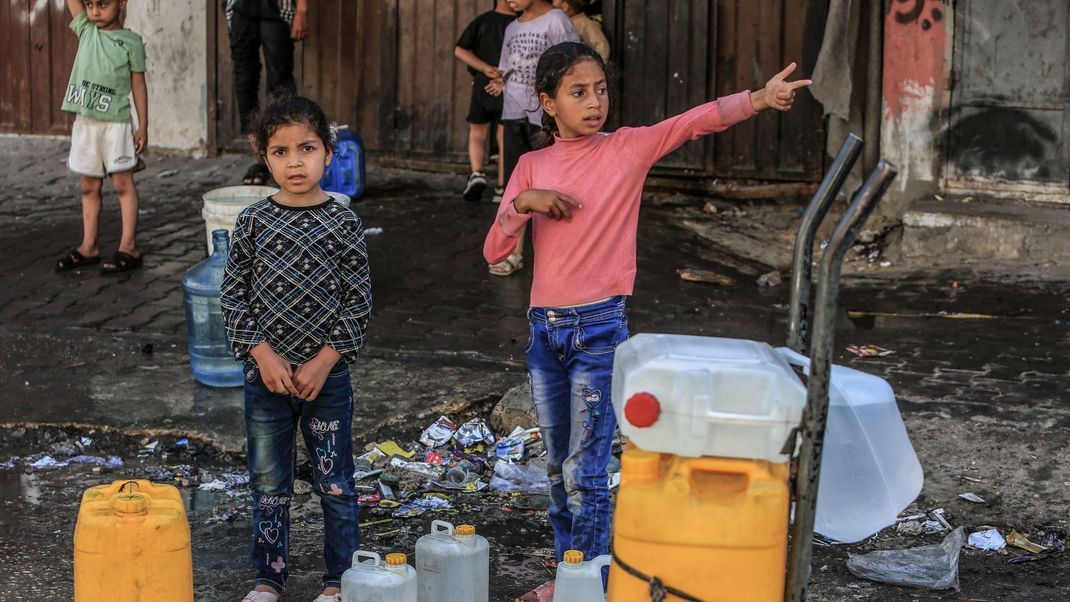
[455,0,516,202]
[221,96,371,602]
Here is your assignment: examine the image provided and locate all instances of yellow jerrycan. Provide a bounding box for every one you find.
[607,450,790,602]
[74,479,193,601]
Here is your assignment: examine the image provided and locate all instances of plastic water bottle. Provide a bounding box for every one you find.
[415,520,489,602]
[553,550,610,602]
[323,126,365,200]
[341,551,417,602]
[182,229,243,387]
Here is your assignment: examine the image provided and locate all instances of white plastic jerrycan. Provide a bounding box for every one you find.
[611,334,807,463]
[415,520,489,602]
[341,551,417,602]
[553,550,611,602]
[776,348,924,543]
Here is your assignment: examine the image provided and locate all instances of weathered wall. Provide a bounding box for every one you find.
[126,0,209,153]
[879,0,951,222]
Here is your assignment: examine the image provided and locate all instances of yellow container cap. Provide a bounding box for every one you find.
[112,493,147,514]
[385,553,407,566]
[563,550,584,564]
[456,525,476,536]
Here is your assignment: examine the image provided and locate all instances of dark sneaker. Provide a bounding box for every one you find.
[463,171,488,202]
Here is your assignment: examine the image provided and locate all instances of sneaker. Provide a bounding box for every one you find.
[463,171,488,202]
[491,186,505,204]
[241,591,279,602]
[311,595,341,602]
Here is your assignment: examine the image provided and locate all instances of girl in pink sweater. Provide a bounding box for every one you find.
[483,41,810,575]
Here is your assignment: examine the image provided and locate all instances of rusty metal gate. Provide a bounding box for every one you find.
[0,0,78,135]
[947,0,1070,195]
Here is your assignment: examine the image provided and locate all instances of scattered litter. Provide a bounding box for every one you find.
[846,527,965,591]
[420,416,457,448]
[0,458,16,470]
[30,455,69,469]
[199,480,228,492]
[608,472,621,489]
[490,459,550,494]
[137,207,157,216]
[1008,531,1064,564]
[175,438,189,448]
[757,270,782,287]
[364,227,383,236]
[205,510,243,525]
[389,457,443,480]
[375,441,416,460]
[80,436,93,447]
[495,437,525,463]
[455,418,495,448]
[879,261,892,267]
[702,201,718,215]
[138,440,159,457]
[157,169,179,178]
[48,441,79,457]
[958,492,985,504]
[1006,530,1048,555]
[846,344,896,358]
[68,455,124,470]
[676,268,736,287]
[968,529,1006,551]
[391,495,452,518]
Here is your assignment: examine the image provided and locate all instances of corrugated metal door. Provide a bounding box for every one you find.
[604,0,827,181]
[947,0,1069,192]
[0,0,78,135]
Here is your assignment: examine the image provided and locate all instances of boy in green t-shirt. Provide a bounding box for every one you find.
[56,0,148,273]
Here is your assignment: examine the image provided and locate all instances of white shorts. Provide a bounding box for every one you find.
[68,115,138,178]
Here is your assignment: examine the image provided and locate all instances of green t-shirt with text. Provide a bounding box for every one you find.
[61,12,146,123]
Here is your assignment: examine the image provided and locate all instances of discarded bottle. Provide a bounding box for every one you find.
[341,551,417,602]
[415,520,489,602]
[323,126,365,200]
[182,229,243,387]
[553,550,610,602]
[74,480,193,601]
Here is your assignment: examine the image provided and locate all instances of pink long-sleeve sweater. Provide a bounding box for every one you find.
[483,90,757,308]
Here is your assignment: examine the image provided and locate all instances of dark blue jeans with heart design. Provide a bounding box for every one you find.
[525,296,628,566]
[244,361,360,593]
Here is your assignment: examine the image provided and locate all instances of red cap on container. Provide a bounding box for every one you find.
[624,392,661,428]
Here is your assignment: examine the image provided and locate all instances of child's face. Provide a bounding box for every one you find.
[541,59,608,139]
[84,0,123,30]
[262,123,332,199]
[508,0,535,13]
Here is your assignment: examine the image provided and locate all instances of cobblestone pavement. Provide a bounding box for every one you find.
[0,136,1068,600]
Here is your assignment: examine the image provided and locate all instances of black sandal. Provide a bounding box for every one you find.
[242,163,273,186]
[101,251,144,273]
[56,249,101,272]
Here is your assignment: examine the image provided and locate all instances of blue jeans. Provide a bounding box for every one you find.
[244,361,360,592]
[526,296,628,563]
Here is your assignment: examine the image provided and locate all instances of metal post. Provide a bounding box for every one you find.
[786,134,864,354]
[785,161,897,602]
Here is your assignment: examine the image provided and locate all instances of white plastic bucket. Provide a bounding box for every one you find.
[611,334,807,463]
[200,185,350,255]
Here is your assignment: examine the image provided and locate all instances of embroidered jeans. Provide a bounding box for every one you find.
[244,361,360,592]
[526,296,628,564]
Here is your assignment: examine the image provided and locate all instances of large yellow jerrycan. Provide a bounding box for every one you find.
[74,479,193,601]
[607,449,790,602]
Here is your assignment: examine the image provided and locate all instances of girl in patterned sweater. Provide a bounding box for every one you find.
[221,96,371,602]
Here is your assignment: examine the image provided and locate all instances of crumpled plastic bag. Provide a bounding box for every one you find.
[847,527,965,591]
[489,459,551,494]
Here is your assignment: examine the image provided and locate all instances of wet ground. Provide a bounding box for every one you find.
[0,137,1068,600]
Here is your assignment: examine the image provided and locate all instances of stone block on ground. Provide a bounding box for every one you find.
[491,381,536,435]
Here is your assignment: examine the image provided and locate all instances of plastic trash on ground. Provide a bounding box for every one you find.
[420,416,456,448]
[968,529,1006,551]
[489,459,550,494]
[455,418,496,448]
[494,437,524,462]
[846,527,965,591]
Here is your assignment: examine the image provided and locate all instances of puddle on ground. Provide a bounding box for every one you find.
[0,469,42,505]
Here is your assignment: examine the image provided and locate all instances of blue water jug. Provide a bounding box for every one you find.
[323,127,365,200]
[182,230,243,387]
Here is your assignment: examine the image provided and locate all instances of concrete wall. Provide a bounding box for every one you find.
[878,0,952,223]
[125,0,209,154]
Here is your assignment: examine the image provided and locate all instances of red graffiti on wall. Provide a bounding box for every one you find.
[883,0,948,116]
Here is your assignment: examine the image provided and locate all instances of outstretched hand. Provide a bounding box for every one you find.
[751,62,812,112]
